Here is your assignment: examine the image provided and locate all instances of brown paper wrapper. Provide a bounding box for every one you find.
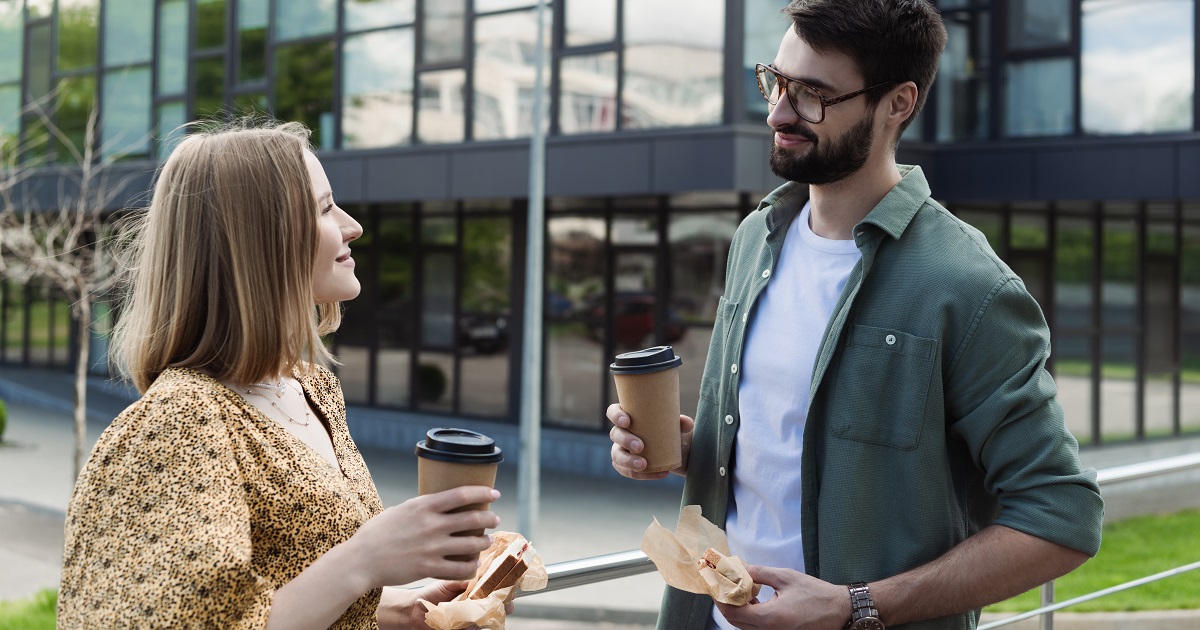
[640,505,760,606]
[420,531,548,630]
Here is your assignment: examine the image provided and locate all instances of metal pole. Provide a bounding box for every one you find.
[518,0,549,542]
[1039,581,1054,630]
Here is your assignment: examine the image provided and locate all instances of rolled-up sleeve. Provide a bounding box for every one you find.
[59,393,274,629]
[947,276,1104,556]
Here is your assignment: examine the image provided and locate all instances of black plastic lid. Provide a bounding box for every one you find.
[415,427,504,464]
[609,345,683,375]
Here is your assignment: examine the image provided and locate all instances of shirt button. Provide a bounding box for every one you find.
[730,364,738,374]
[719,466,726,477]
[761,269,771,279]
[742,312,748,323]
[856,231,864,237]
[886,334,897,345]
[725,415,734,425]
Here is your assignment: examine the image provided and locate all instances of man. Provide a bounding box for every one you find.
[607,1,1104,629]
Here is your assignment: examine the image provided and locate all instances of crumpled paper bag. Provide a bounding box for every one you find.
[641,505,760,606]
[420,531,548,630]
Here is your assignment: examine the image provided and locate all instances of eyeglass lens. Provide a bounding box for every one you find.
[756,65,824,123]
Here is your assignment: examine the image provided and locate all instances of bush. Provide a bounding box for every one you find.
[416,364,447,403]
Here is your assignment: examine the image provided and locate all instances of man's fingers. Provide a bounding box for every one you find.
[606,403,629,428]
[680,414,695,433]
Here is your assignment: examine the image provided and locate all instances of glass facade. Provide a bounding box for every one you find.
[2,0,1199,449]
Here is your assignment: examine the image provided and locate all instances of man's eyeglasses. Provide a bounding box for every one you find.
[754,63,894,124]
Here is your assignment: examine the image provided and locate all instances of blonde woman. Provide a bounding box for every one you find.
[58,122,501,629]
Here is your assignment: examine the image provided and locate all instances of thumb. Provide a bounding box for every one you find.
[744,564,787,587]
[680,414,696,433]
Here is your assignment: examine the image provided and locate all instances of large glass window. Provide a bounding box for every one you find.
[473,9,550,141]
[274,0,335,41]
[274,40,335,149]
[1082,0,1193,135]
[156,100,186,158]
[546,216,606,428]
[423,0,465,64]
[1102,205,1137,440]
[101,67,151,159]
[1054,205,1097,443]
[54,75,96,163]
[1006,0,1071,50]
[103,0,153,66]
[460,216,513,417]
[743,0,790,121]
[343,28,414,148]
[1145,203,1178,437]
[1183,205,1200,434]
[623,0,724,129]
[565,0,615,47]
[937,9,990,141]
[57,0,99,71]
[193,56,225,119]
[376,208,415,408]
[346,0,414,32]
[0,84,18,149]
[238,0,267,83]
[335,206,373,405]
[196,0,225,49]
[156,0,188,96]
[0,1,24,83]
[559,52,617,134]
[1003,58,1074,137]
[417,69,465,143]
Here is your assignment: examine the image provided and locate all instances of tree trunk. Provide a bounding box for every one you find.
[72,297,91,482]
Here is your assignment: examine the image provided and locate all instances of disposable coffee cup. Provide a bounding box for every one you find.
[609,346,684,474]
[415,427,503,561]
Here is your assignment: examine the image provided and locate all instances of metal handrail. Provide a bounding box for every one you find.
[518,451,1200,611]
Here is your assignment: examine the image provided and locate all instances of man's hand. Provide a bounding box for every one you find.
[715,565,850,630]
[607,403,694,479]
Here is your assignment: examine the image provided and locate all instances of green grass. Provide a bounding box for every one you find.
[0,589,56,630]
[985,509,1200,613]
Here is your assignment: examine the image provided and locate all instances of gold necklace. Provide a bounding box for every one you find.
[244,384,312,427]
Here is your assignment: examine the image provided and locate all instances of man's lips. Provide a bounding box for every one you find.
[775,132,812,148]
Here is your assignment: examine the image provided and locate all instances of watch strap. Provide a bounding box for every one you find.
[847,582,882,629]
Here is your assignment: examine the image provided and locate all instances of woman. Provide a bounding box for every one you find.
[58,122,499,629]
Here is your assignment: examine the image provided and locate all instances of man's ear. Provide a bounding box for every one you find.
[885,81,919,129]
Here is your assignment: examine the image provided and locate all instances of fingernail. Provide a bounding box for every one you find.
[632,440,642,452]
[621,415,630,426]
[635,458,645,470]
[490,489,501,499]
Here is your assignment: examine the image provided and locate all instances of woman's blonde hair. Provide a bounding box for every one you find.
[112,120,341,393]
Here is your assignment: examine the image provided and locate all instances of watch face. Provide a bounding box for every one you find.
[850,617,885,630]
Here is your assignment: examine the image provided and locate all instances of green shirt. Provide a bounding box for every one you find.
[660,166,1104,630]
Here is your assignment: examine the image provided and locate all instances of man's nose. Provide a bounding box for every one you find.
[766,91,800,129]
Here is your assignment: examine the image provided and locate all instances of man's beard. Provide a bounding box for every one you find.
[769,114,874,185]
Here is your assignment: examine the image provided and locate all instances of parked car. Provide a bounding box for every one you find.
[585,292,686,348]
[459,313,509,354]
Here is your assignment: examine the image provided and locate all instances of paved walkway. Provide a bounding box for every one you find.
[2,367,1200,628]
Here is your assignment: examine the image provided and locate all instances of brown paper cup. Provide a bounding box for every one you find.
[613,366,682,473]
[416,428,503,562]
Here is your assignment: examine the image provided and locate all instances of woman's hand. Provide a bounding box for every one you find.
[378,582,516,630]
[348,486,501,589]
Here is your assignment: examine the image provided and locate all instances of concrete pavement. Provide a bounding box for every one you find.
[2,367,1200,628]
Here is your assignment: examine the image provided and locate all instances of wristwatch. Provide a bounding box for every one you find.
[846,582,885,630]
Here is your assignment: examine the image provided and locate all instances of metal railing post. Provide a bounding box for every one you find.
[1039,580,1054,630]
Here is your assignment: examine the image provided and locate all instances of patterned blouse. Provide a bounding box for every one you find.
[58,366,385,629]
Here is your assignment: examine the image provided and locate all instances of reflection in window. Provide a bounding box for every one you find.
[157,0,188,95]
[1102,207,1137,329]
[546,216,606,428]
[346,0,414,31]
[101,67,151,159]
[743,0,790,121]
[0,84,18,148]
[26,0,51,18]
[1082,0,1193,135]
[416,351,454,412]
[623,0,724,129]
[612,215,657,246]
[377,208,414,408]
[193,56,226,120]
[460,217,512,417]
[54,75,96,163]
[559,53,617,134]
[334,207,373,405]
[1182,209,1200,434]
[275,0,335,41]
[344,29,414,149]
[232,92,268,117]
[238,0,267,82]
[670,212,736,324]
[418,69,465,143]
[937,10,990,141]
[565,0,615,46]
[57,0,99,71]
[0,1,20,83]
[197,0,225,48]
[474,10,550,140]
[1006,0,1071,50]
[421,251,456,348]
[1055,211,1095,331]
[1004,58,1073,137]
[423,0,465,64]
[156,100,186,158]
[103,0,153,66]
[274,41,335,149]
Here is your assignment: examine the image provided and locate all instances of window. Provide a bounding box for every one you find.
[274,41,335,149]
[54,75,96,163]
[238,0,267,82]
[196,0,225,49]
[101,67,151,159]
[346,0,414,31]
[0,1,22,84]
[57,0,99,71]
[565,0,615,47]
[1003,58,1074,137]
[1006,0,1071,50]
[623,0,724,129]
[937,9,990,141]
[192,56,225,120]
[156,0,188,96]
[156,101,186,158]
[743,0,791,121]
[1082,0,1193,135]
[546,216,606,428]
[559,53,617,134]
[473,9,550,140]
[343,28,414,148]
[103,0,154,66]
[423,0,465,64]
[418,69,465,144]
[274,0,335,41]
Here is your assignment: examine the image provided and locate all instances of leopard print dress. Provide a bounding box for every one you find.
[58,365,385,629]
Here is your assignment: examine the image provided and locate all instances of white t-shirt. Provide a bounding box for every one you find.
[713,201,861,629]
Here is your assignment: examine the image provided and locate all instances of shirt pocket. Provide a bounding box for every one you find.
[828,324,938,451]
[699,297,739,403]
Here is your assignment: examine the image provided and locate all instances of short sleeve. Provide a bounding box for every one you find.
[58,391,275,629]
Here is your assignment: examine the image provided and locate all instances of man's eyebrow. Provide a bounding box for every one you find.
[769,63,838,94]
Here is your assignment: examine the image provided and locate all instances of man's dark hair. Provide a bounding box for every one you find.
[784,0,947,138]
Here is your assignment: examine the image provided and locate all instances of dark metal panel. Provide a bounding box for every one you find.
[652,135,736,193]
[933,149,1035,201]
[1178,144,1200,198]
[1035,146,1175,200]
[732,131,771,193]
[365,152,451,200]
[545,141,652,197]
[451,146,531,198]
[320,154,367,202]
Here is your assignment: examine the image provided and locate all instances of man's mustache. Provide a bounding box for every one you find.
[775,124,818,144]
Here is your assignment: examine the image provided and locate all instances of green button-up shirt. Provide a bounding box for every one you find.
[660,166,1103,630]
